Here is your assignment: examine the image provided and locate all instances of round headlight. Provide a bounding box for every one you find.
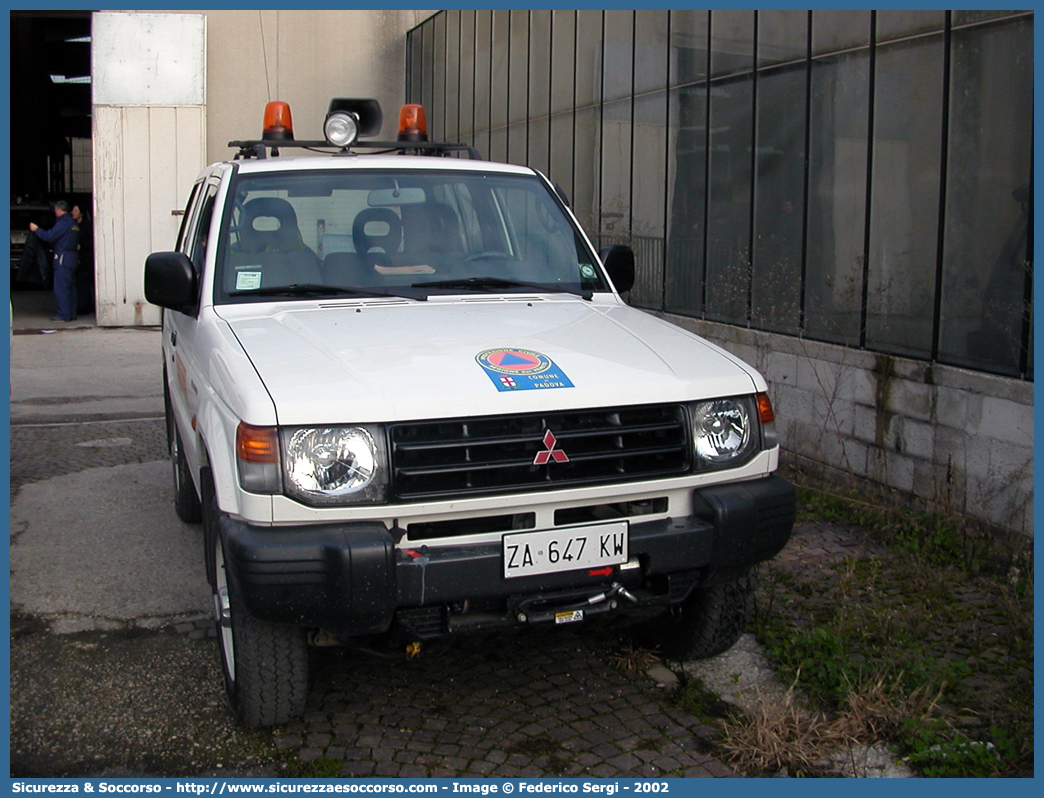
[692,398,753,466]
[284,427,383,503]
[324,111,360,148]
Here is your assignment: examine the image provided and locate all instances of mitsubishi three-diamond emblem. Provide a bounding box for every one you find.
[533,430,569,465]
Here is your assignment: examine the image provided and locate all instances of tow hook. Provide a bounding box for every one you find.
[515,582,639,625]
[611,582,639,604]
[589,582,639,606]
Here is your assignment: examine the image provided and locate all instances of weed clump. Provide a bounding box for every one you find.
[737,474,1033,777]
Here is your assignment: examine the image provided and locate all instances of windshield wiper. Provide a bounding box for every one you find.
[412,276,592,300]
[228,283,426,301]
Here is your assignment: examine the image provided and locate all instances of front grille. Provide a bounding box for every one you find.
[389,404,690,501]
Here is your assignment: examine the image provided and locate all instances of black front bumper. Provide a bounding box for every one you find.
[220,475,796,641]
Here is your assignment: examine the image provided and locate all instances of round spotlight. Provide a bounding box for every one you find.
[324,111,360,148]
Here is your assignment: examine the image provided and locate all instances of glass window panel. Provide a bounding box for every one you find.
[634,11,668,96]
[665,84,708,316]
[865,35,945,359]
[711,10,754,77]
[507,122,527,166]
[804,51,870,344]
[432,13,446,142]
[508,10,529,124]
[576,10,603,109]
[473,129,490,163]
[444,10,460,141]
[630,92,668,310]
[491,11,509,132]
[549,112,575,205]
[551,11,577,115]
[812,11,871,55]
[459,10,475,137]
[752,66,806,334]
[939,18,1033,377]
[419,24,434,107]
[489,127,507,165]
[670,10,709,87]
[407,26,424,103]
[600,98,632,242]
[757,10,808,66]
[706,75,753,324]
[603,10,634,102]
[474,11,492,135]
[954,11,1024,26]
[875,11,945,42]
[529,10,551,120]
[573,106,601,234]
[528,117,549,176]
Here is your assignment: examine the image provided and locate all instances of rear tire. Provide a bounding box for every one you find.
[204,471,308,727]
[645,570,755,659]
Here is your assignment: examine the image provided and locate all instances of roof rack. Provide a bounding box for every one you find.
[227,139,482,161]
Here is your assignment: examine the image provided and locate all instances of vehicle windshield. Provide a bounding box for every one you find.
[214,169,607,304]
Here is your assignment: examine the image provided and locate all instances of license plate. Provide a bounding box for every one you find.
[503,521,629,579]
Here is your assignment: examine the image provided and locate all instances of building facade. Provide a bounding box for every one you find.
[406,10,1034,535]
[88,9,433,326]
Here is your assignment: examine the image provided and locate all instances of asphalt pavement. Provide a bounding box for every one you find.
[7,290,741,778]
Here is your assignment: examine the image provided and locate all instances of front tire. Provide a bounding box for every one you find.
[204,472,308,727]
[171,426,203,523]
[645,570,755,659]
[164,375,202,523]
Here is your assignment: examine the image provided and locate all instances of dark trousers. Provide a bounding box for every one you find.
[53,251,79,320]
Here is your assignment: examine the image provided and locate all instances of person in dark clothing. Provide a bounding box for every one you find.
[72,204,94,315]
[30,199,80,321]
[16,226,52,285]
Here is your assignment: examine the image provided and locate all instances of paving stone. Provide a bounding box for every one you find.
[682,766,714,778]
[398,764,430,778]
[340,761,374,777]
[607,752,642,770]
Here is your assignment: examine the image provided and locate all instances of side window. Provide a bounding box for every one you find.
[189,185,219,274]
[175,182,202,253]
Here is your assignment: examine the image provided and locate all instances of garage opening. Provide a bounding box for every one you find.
[11,10,95,327]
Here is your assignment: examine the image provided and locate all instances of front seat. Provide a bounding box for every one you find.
[229,197,321,287]
[352,207,403,271]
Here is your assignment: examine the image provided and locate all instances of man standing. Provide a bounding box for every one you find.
[71,204,94,315]
[29,199,80,322]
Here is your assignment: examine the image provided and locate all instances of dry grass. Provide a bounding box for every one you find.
[719,673,944,776]
[610,643,661,675]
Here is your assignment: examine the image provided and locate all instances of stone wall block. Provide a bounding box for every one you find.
[900,418,936,461]
[977,396,1034,446]
[887,379,934,423]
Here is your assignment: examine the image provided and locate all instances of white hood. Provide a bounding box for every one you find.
[221,297,761,425]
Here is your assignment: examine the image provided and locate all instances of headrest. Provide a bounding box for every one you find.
[353,207,402,255]
[240,197,304,252]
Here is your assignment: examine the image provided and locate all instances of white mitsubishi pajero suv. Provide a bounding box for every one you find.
[145,99,795,728]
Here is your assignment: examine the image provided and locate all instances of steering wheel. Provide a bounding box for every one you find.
[462,251,512,263]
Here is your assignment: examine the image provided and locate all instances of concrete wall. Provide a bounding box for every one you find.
[92,12,207,327]
[659,314,1035,536]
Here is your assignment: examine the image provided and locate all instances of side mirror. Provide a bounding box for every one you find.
[599,245,635,294]
[145,251,198,313]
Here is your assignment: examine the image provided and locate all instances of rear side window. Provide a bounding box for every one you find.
[175,182,202,254]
